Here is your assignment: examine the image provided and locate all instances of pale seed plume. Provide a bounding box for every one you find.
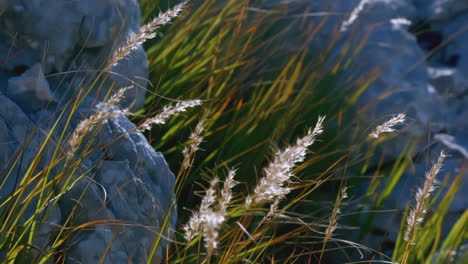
[183,169,237,255]
[106,1,188,69]
[138,99,202,132]
[183,177,219,242]
[181,119,206,169]
[369,113,406,139]
[218,169,237,215]
[203,169,237,256]
[321,186,348,261]
[201,210,225,255]
[401,151,446,264]
[67,86,132,159]
[246,116,325,213]
[325,186,348,239]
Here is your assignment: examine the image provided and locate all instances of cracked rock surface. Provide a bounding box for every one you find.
[0,1,175,263]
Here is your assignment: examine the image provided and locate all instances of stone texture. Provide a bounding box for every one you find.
[0,0,175,263]
[0,0,147,109]
[7,63,57,112]
[414,0,468,22]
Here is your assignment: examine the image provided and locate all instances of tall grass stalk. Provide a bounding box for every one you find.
[401,151,446,264]
[67,86,132,158]
[183,169,237,260]
[320,186,348,262]
[106,1,188,69]
[138,99,202,132]
[245,116,325,214]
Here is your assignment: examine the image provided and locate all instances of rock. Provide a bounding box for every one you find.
[427,66,468,95]
[0,0,147,110]
[0,40,40,73]
[0,0,175,262]
[60,110,176,264]
[414,0,468,22]
[0,95,42,199]
[7,63,57,112]
[0,88,176,263]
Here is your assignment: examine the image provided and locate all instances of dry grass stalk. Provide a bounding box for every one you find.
[183,169,237,256]
[67,86,132,159]
[138,99,202,132]
[401,150,446,264]
[369,113,406,139]
[106,1,188,69]
[218,169,237,215]
[320,186,348,261]
[181,119,206,169]
[183,177,219,242]
[245,116,325,214]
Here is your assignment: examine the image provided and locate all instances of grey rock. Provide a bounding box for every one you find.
[0,39,40,73]
[0,94,42,198]
[0,0,175,262]
[427,67,467,96]
[0,0,147,110]
[60,111,176,264]
[0,87,176,263]
[7,63,57,112]
[414,0,468,22]
[440,13,468,82]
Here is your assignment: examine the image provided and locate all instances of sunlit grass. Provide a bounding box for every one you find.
[0,0,465,263]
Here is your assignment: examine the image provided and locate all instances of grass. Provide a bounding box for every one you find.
[0,0,466,263]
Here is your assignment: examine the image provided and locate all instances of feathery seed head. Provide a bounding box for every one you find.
[182,119,206,169]
[183,169,236,252]
[107,1,188,69]
[138,99,202,132]
[404,151,446,243]
[246,116,325,210]
[183,177,218,242]
[67,86,133,159]
[369,113,406,139]
[341,0,370,32]
[218,169,237,214]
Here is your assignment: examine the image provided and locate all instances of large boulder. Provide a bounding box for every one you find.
[0,0,147,110]
[0,0,175,263]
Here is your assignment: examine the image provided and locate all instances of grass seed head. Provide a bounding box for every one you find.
[369,113,406,139]
[246,116,325,210]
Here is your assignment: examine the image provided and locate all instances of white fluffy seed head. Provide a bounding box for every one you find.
[341,0,370,32]
[246,116,325,210]
[182,119,206,169]
[369,113,406,139]
[218,169,237,214]
[404,151,446,242]
[183,177,218,242]
[183,169,236,252]
[107,1,188,69]
[67,86,133,159]
[139,99,202,132]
